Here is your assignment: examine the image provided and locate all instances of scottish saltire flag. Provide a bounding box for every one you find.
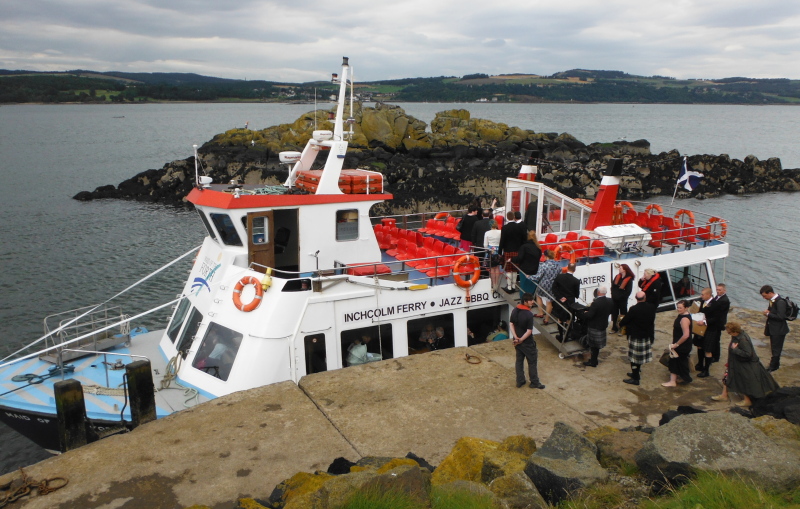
[677,157,704,191]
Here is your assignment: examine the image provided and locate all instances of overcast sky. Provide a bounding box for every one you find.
[2,0,799,82]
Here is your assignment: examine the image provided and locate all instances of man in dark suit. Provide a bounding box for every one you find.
[760,285,791,372]
[552,263,581,334]
[620,291,657,385]
[582,286,613,367]
[698,283,731,376]
[471,208,493,252]
[499,211,527,293]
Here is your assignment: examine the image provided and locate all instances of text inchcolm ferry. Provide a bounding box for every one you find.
[0,57,728,451]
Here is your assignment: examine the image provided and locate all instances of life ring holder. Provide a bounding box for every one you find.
[554,243,577,266]
[644,203,663,217]
[435,212,450,220]
[452,255,480,288]
[232,275,264,312]
[707,217,727,240]
[674,209,695,225]
[613,201,635,225]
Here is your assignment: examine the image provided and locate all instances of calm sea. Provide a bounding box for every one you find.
[1,102,799,473]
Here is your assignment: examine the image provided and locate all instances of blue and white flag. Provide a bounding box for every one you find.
[677,157,703,191]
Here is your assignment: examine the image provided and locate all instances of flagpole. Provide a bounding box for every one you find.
[670,156,685,206]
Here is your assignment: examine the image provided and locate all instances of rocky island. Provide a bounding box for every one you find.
[74,103,800,211]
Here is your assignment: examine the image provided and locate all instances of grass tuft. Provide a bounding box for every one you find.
[338,486,422,509]
[430,486,495,509]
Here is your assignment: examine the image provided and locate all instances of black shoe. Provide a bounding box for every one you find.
[767,366,779,373]
[611,328,619,333]
[694,363,703,371]
[697,370,710,378]
[627,372,635,378]
[623,378,640,386]
[529,382,545,389]
[582,360,598,367]
[516,381,526,388]
[503,287,516,294]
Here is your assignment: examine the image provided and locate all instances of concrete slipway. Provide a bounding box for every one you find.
[2,307,798,508]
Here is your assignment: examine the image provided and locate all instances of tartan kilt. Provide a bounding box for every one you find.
[503,252,518,272]
[627,335,654,364]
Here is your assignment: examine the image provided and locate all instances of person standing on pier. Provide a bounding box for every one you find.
[760,285,791,372]
[511,293,545,389]
[620,291,657,385]
[582,286,613,367]
[697,284,731,377]
[638,269,663,306]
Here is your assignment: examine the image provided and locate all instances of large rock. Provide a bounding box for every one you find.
[523,422,608,505]
[488,471,548,509]
[635,412,800,491]
[431,437,501,485]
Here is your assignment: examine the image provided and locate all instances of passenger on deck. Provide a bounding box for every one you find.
[552,263,580,328]
[512,231,543,297]
[484,220,502,289]
[471,209,494,252]
[500,211,527,293]
[529,249,560,324]
[457,205,480,252]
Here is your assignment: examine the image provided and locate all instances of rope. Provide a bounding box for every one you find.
[465,353,482,364]
[1,245,201,364]
[82,384,127,396]
[0,468,68,507]
[158,355,200,408]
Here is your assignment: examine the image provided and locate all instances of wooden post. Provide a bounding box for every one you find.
[125,360,156,428]
[54,379,87,452]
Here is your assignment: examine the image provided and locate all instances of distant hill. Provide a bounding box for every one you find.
[1,68,799,105]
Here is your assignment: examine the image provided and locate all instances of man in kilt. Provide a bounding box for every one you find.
[499,210,526,293]
[619,291,657,385]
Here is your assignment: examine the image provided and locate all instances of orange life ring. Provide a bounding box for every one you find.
[708,217,727,240]
[554,243,577,264]
[644,203,663,216]
[674,209,695,225]
[232,275,264,312]
[435,212,449,220]
[618,201,635,213]
[452,255,480,288]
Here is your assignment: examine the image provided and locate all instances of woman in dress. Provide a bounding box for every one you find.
[663,299,693,387]
[610,263,634,334]
[711,321,779,406]
[511,230,542,296]
[483,220,502,289]
[529,249,561,324]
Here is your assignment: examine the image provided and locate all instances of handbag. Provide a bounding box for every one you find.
[659,348,671,367]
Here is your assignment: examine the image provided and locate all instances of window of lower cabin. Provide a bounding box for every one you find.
[407,314,454,353]
[341,324,392,367]
[664,264,710,305]
[467,305,507,345]
[336,209,359,241]
[191,322,244,381]
[210,213,243,246]
[304,334,327,374]
[166,298,192,343]
[196,210,217,241]
[176,307,203,358]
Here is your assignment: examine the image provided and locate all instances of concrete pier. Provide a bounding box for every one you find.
[3,306,797,508]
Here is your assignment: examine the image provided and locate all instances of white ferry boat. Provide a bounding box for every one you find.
[0,58,729,451]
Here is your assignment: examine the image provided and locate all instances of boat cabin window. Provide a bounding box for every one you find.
[336,209,359,241]
[304,334,327,374]
[341,324,392,367]
[196,210,217,241]
[250,215,269,245]
[210,213,243,246]
[191,322,244,381]
[176,307,203,358]
[467,305,507,345]
[407,314,455,353]
[666,264,710,302]
[166,298,192,343]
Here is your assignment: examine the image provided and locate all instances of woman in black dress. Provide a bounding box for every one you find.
[663,299,693,387]
[611,263,634,334]
[711,321,779,406]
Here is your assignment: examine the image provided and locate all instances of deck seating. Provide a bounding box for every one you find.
[648,231,664,249]
[646,214,664,231]
[386,237,405,257]
[564,231,579,242]
[544,233,558,245]
[682,226,697,244]
[634,212,650,228]
[623,209,637,224]
[575,235,591,259]
[418,219,437,234]
[347,263,392,276]
[588,240,606,258]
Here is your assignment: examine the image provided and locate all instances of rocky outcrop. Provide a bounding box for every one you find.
[635,412,800,491]
[74,104,800,210]
[524,421,609,505]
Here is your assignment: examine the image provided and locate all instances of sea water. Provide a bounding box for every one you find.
[1,102,798,473]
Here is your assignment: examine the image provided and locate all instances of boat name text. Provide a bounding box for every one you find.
[344,301,429,322]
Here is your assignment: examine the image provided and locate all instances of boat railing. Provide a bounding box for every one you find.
[38,305,131,364]
[371,209,468,232]
[513,264,573,336]
[56,349,150,388]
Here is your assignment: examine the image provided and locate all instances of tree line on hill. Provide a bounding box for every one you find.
[1,69,799,104]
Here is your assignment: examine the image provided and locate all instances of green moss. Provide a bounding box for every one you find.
[339,486,424,509]
[430,486,495,509]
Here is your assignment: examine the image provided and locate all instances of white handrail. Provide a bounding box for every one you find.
[0,245,200,364]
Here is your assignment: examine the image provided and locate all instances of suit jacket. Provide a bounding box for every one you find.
[524,200,538,232]
[765,296,791,336]
[620,301,656,339]
[499,221,527,254]
[705,294,730,330]
[471,218,493,247]
[585,296,613,330]
[552,272,580,304]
